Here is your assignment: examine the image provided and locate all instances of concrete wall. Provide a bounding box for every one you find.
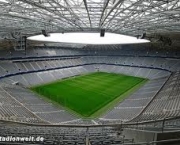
[122,128,157,143]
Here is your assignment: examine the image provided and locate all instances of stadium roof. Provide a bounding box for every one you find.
[0,0,180,39]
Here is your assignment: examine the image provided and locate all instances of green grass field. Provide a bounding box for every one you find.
[31,72,147,117]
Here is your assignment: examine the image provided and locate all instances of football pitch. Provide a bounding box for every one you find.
[31,72,147,117]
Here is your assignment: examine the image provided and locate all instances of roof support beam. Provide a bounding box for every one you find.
[100,0,124,26]
[83,0,92,28]
[99,0,110,27]
[17,0,83,30]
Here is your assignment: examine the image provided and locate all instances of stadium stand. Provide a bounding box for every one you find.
[0,48,178,112]
[0,47,179,144]
[0,47,178,124]
[0,83,44,124]
[0,124,133,145]
[131,71,180,122]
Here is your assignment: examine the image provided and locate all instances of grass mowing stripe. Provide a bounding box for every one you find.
[31,72,147,118]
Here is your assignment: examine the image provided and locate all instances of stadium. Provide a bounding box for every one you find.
[0,0,180,145]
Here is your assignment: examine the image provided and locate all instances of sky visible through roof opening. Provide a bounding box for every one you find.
[28,32,150,45]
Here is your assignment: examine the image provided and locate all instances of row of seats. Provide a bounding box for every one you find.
[0,55,178,79]
[83,56,180,72]
[0,84,44,124]
[100,77,167,122]
[0,46,179,58]
[0,125,129,145]
[2,68,89,124]
[1,64,170,88]
[132,71,180,122]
